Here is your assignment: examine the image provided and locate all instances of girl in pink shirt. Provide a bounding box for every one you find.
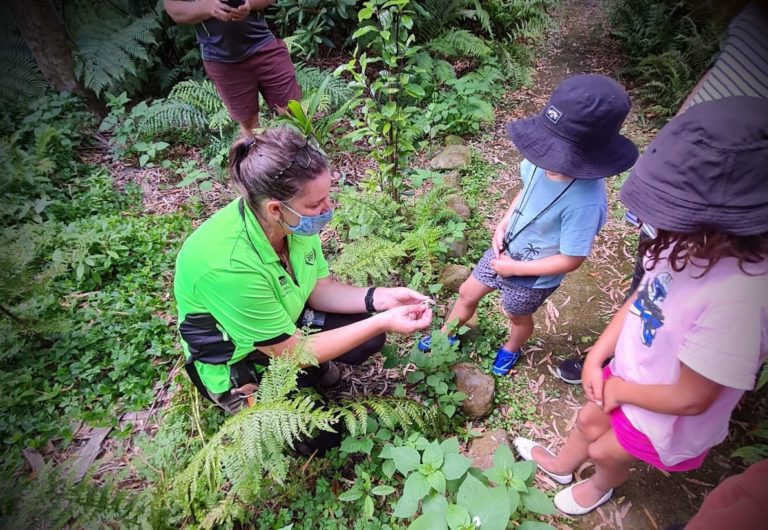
[513,96,768,516]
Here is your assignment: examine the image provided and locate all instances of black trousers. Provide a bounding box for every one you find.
[205,309,386,413]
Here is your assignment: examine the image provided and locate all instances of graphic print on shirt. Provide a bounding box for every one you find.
[630,272,672,346]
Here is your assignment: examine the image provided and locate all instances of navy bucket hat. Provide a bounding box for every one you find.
[620,96,768,236]
[506,74,639,179]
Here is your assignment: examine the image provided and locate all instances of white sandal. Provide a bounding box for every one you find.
[513,437,573,485]
[554,479,613,515]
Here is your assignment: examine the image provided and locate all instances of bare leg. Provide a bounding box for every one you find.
[571,428,635,507]
[441,276,494,334]
[532,401,612,475]
[503,314,534,352]
[239,114,259,138]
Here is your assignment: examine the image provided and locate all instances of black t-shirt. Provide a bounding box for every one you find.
[194,11,274,63]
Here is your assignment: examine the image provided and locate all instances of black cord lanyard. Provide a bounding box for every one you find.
[238,198,298,285]
[501,167,575,253]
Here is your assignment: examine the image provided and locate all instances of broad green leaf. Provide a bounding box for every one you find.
[427,470,447,494]
[442,453,472,480]
[423,441,444,468]
[405,83,426,97]
[422,493,449,515]
[457,473,486,508]
[357,7,373,20]
[391,446,421,475]
[492,444,515,470]
[509,477,527,492]
[518,522,556,530]
[464,486,511,530]
[408,511,447,530]
[440,437,460,456]
[521,488,556,515]
[426,374,440,387]
[382,101,397,118]
[199,180,213,191]
[382,460,396,479]
[339,487,364,502]
[512,461,536,483]
[406,371,425,383]
[506,486,521,514]
[442,404,456,417]
[364,495,375,519]
[403,471,431,502]
[352,25,377,40]
[483,466,506,486]
[371,485,396,496]
[445,503,471,530]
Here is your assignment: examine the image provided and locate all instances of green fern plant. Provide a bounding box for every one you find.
[330,237,407,285]
[426,29,493,59]
[69,6,161,96]
[0,28,48,106]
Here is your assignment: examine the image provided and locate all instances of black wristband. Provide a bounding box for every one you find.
[364,287,377,313]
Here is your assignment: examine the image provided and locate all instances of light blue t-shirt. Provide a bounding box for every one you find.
[503,160,607,289]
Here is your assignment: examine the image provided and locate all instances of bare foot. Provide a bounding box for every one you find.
[571,478,610,508]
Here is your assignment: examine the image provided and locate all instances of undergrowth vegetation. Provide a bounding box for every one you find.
[1,0,557,524]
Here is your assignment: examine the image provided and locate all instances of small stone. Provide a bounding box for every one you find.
[466,429,510,470]
[452,362,495,419]
[445,135,465,146]
[447,237,468,258]
[441,170,462,189]
[429,144,472,170]
[439,264,471,292]
[445,195,471,219]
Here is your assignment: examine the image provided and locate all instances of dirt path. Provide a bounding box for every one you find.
[470,0,745,528]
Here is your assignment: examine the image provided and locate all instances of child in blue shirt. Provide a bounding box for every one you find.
[419,74,639,375]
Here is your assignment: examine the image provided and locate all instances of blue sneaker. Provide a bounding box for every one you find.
[491,346,522,376]
[417,334,459,351]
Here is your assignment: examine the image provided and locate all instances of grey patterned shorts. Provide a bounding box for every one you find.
[472,248,559,316]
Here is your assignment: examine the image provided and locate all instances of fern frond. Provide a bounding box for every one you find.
[0,29,48,105]
[330,237,406,285]
[427,29,492,59]
[295,64,354,110]
[72,9,160,96]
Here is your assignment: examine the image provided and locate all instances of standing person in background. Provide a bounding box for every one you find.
[163,0,301,137]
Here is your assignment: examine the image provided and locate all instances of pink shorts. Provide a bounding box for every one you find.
[203,38,301,124]
[603,365,707,472]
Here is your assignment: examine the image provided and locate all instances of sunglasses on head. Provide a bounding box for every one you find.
[233,133,320,181]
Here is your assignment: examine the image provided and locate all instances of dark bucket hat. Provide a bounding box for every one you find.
[620,96,768,236]
[506,74,639,179]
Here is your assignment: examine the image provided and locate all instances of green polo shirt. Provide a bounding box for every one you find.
[173,198,329,393]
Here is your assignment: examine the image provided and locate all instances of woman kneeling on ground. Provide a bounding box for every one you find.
[173,127,432,414]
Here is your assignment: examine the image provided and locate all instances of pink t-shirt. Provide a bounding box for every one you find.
[611,254,768,467]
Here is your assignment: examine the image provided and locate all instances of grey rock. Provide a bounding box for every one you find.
[429,144,472,170]
[439,264,471,292]
[441,170,462,189]
[467,429,510,470]
[447,237,468,258]
[452,362,495,419]
[445,135,465,146]
[446,195,471,219]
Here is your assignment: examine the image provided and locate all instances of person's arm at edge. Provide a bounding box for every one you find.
[163,0,275,25]
[604,363,724,416]
[308,278,428,313]
[493,253,585,277]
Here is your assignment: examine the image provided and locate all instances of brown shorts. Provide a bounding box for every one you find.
[203,38,301,124]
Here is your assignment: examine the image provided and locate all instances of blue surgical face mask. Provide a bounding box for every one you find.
[281,202,333,236]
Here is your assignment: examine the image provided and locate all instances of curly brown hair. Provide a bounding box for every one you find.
[640,228,768,277]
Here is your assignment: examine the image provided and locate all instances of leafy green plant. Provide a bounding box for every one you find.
[271,0,359,58]
[336,0,427,202]
[384,330,467,418]
[339,465,397,520]
[609,0,721,118]
[371,436,556,529]
[732,360,768,464]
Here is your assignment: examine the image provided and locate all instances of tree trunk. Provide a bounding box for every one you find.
[7,0,106,116]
